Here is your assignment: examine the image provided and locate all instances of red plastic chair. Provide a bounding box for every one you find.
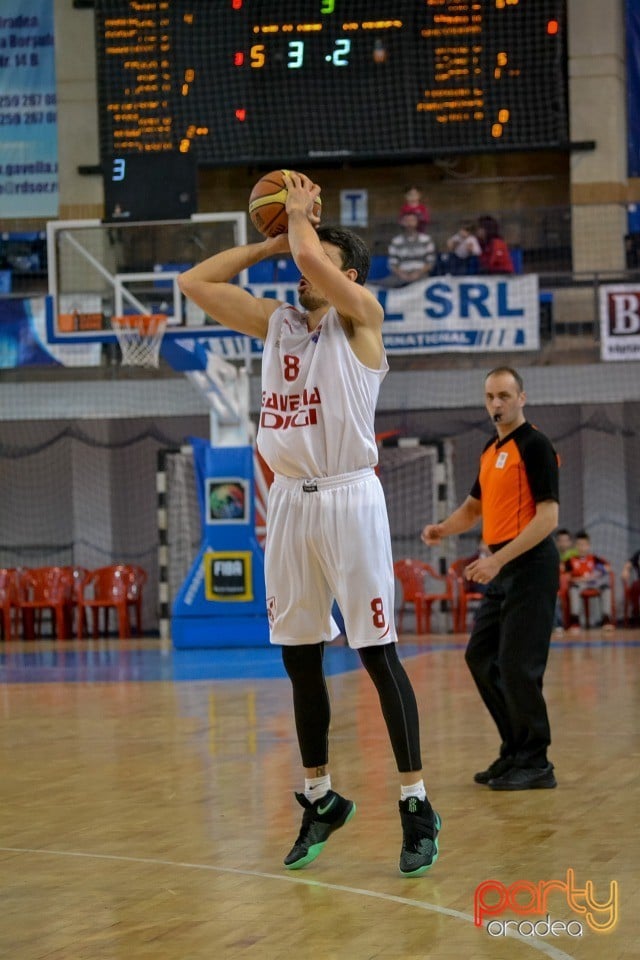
[394,559,455,635]
[449,557,485,633]
[623,578,640,626]
[122,564,147,636]
[417,563,456,634]
[76,565,135,639]
[394,559,428,633]
[0,568,20,641]
[17,567,74,640]
[61,566,90,637]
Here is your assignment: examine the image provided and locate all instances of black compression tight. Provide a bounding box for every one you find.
[281,643,331,768]
[358,643,422,773]
[281,642,422,774]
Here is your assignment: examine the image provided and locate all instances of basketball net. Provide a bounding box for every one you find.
[111,314,167,368]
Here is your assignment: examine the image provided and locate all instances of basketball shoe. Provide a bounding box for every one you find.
[283,790,356,870]
[398,797,441,877]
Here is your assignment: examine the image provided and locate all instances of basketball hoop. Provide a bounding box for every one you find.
[111,314,167,368]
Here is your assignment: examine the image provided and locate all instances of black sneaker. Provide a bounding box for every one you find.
[283,790,356,870]
[474,756,514,784]
[488,763,557,791]
[398,797,441,877]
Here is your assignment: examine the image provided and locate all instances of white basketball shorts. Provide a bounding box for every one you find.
[264,468,398,649]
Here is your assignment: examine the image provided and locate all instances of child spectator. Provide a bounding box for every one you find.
[564,531,614,632]
[398,186,430,232]
[446,221,482,275]
[476,215,514,275]
[621,549,640,625]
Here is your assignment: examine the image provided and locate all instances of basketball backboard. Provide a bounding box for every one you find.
[44,213,306,369]
[46,213,250,348]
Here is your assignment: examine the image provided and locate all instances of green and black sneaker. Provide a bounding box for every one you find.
[284,790,356,870]
[398,797,441,877]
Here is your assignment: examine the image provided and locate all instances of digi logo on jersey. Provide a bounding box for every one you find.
[260,387,322,430]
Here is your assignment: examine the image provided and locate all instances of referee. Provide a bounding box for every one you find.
[422,367,559,790]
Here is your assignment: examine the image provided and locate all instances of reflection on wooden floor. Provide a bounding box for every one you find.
[0,629,638,960]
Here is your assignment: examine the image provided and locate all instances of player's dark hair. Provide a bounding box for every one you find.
[317,226,370,285]
[575,530,590,541]
[485,366,524,392]
[556,527,572,538]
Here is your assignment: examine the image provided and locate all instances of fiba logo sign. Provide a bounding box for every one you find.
[600,284,640,359]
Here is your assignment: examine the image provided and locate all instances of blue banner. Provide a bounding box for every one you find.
[627,0,640,177]
[0,0,58,217]
[240,275,541,354]
[0,296,102,366]
[0,295,57,366]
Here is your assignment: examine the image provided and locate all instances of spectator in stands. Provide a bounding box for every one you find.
[383,212,436,287]
[476,215,514,275]
[553,528,578,634]
[564,530,614,633]
[445,221,482,275]
[555,528,578,563]
[621,549,640,626]
[398,185,430,232]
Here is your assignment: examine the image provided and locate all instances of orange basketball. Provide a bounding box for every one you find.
[248,169,321,237]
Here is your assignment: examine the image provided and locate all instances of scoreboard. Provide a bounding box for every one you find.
[95,0,568,167]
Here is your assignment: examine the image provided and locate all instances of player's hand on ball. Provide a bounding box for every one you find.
[284,171,322,226]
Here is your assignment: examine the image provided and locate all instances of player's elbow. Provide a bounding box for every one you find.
[177,270,193,297]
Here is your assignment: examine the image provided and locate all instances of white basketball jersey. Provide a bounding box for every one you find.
[257,304,387,478]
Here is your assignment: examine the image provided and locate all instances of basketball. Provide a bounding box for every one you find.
[248,169,321,237]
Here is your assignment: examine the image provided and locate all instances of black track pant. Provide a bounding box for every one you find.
[464,537,559,767]
[281,641,422,774]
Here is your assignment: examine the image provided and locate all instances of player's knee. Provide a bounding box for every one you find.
[281,643,323,683]
[358,641,399,681]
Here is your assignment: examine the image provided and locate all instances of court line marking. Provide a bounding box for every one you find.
[0,845,577,960]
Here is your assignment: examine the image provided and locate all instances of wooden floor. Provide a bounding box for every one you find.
[1,629,638,960]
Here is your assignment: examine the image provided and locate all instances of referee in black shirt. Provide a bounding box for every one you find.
[422,367,559,790]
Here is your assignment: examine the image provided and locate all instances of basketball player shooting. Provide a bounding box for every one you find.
[177,171,440,877]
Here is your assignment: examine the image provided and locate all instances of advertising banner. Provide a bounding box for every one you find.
[627,0,640,177]
[599,283,640,361]
[244,274,541,354]
[0,0,58,217]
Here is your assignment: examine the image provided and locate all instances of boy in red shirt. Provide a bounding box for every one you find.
[564,531,614,632]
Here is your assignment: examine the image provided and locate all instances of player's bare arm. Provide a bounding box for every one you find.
[285,172,385,368]
[177,234,290,339]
